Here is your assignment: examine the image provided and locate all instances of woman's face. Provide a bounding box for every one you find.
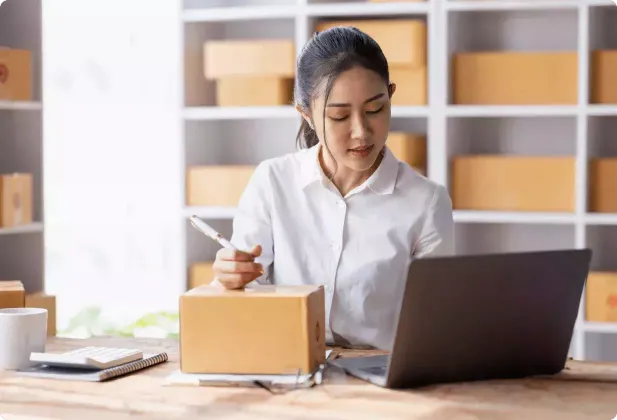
[308,66,394,173]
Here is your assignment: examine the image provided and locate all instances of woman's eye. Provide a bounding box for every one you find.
[367,105,384,115]
[329,115,349,121]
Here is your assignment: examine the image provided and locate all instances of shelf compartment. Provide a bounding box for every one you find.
[184,0,295,10]
[446,1,583,12]
[183,5,298,22]
[585,332,617,362]
[306,2,429,17]
[454,211,577,225]
[587,117,617,214]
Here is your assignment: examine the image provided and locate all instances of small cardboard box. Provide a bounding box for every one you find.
[186,166,254,207]
[452,51,578,105]
[0,281,25,309]
[180,284,326,375]
[188,262,215,289]
[0,173,33,227]
[204,40,295,80]
[390,67,427,106]
[451,155,575,212]
[25,292,56,336]
[315,19,426,68]
[386,132,426,170]
[585,272,617,323]
[591,50,617,104]
[589,158,617,213]
[0,48,32,101]
[216,76,293,107]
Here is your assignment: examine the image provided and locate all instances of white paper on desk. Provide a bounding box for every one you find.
[164,350,333,387]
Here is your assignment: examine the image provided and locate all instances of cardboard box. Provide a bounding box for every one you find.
[0,173,33,227]
[591,50,617,104]
[386,132,426,171]
[585,272,617,323]
[452,51,578,105]
[0,48,32,101]
[204,40,295,80]
[180,284,326,374]
[189,262,215,289]
[216,76,293,107]
[25,293,56,336]
[451,155,575,212]
[315,19,426,68]
[0,281,25,309]
[390,67,427,105]
[186,166,254,207]
[589,158,617,213]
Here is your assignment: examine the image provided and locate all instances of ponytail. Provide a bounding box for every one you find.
[296,118,319,150]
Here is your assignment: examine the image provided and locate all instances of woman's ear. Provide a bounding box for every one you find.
[295,104,314,129]
[388,82,397,99]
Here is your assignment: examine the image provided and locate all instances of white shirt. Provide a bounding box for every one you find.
[228,144,455,350]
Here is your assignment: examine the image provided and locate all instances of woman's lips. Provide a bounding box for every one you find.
[347,144,374,157]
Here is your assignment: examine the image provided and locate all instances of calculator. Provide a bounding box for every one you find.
[29,346,144,370]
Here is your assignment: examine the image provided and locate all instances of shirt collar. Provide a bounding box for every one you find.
[299,143,399,195]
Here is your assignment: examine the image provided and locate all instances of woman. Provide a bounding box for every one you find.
[212,26,455,350]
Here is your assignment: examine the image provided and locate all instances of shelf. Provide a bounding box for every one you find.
[586,214,617,225]
[183,106,297,120]
[445,0,583,12]
[446,106,579,118]
[588,105,617,117]
[0,223,44,236]
[306,2,429,17]
[453,210,577,225]
[0,101,42,111]
[391,106,429,118]
[584,321,617,334]
[185,206,236,219]
[183,5,297,22]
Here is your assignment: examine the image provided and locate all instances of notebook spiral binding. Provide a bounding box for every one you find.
[99,352,169,381]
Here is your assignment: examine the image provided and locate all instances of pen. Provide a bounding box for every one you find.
[190,215,238,250]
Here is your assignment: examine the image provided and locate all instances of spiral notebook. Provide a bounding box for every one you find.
[16,352,168,382]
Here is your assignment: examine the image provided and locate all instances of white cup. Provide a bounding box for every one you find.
[0,308,48,370]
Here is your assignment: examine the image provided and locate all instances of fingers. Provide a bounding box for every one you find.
[215,272,262,290]
[214,260,263,275]
[216,247,257,262]
[213,244,264,290]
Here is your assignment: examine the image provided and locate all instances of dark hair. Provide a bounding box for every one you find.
[294,26,391,151]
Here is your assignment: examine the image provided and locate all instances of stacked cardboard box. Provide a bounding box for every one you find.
[591,50,617,104]
[186,165,255,207]
[0,281,25,308]
[188,262,215,290]
[25,292,57,336]
[315,19,427,106]
[203,40,295,107]
[0,173,33,227]
[589,158,617,213]
[386,132,426,175]
[0,48,32,101]
[586,272,617,323]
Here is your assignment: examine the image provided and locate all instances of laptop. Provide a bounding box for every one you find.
[330,249,592,389]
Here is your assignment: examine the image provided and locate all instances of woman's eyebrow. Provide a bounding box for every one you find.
[326,93,385,108]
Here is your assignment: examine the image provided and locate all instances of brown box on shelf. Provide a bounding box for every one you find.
[591,50,617,104]
[390,67,427,106]
[25,292,56,336]
[216,76,294,107]
[315,19,426,68]
[189,262,215,289]
[0,281,25,309]
[0,48,32,101]
[179,284,326,375]
[589,158,617,213]
[186,166,254,207]
[452,51,578,105]
[451,155,575,212]
[585,272,617,323]
[203,40,295,80]
[0,173,33,227]
[386,132,426,171]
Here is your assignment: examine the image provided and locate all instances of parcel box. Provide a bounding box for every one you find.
[386,132,426,172]
[585,272,617,323]
[25,292,56,336]
[589,158,617,213]
[186,166,254,207]
[0,173,33,227]
[452,51,578,105]
[390,67,426,105]
[591,50,617,104]
[0,281,25,309]
[451,155,575,212]
[216,76,293,107]
[188,262,215,289]
[0,48,32,101]
[204,40,295,80]
[180,284,326,374]
[315,19,426,68]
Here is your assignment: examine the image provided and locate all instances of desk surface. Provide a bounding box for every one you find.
[1,336,617,420]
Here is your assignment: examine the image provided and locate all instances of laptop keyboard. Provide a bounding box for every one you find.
[361,365,387,376]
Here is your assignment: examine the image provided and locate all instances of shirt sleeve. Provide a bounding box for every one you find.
[413,184,455,258]
[228,161,274,285]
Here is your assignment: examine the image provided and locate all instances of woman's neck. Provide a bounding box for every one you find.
[318,145,384,197]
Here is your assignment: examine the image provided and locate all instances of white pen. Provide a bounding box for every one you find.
[190,215,238,250]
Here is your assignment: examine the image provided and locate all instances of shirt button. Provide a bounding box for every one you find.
[337,200,345,208]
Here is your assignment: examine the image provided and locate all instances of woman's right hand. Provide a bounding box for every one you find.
[212,245,264,289]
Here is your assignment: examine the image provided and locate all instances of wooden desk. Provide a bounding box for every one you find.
[1,336,617,420]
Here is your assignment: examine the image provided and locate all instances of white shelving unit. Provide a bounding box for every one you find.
[0,0,45,295]
[181,0,617,362]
